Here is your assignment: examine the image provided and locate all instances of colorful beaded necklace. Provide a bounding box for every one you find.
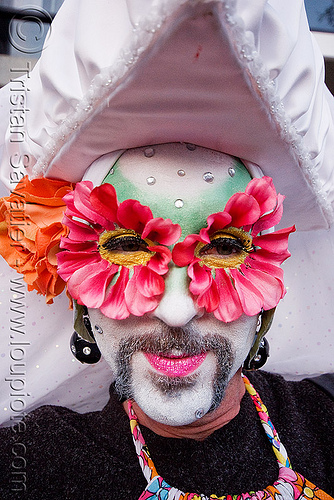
[128,375,333,500]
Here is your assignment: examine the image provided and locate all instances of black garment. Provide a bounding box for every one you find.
[305,372,334,400]
[0,371,333,499]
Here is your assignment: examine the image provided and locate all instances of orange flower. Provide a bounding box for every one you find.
[0,175,74,303]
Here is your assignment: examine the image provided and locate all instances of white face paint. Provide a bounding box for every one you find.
[88,143,257,426]
[89,308,257,426]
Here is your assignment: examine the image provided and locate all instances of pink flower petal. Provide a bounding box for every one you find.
[203,211,232,236]
[214,269,243,322]
[197,278,220,312]
[225,192,261,228]
[127,289,160,316]
[241,266,285,310]
[125,268,161,316]
[73,181,102,222]
[245,259,285,287]
[136,266,165,297]
[62,215,99,241]
[59,239,97,253]
[76,268,115,309]
[62,189,84,219]
[117,199,153,233]
[249,248,290,266]
[245,177,277,215]
[67,260,115,307]
[172,234,202,267]
[251,194,285,234]
[230,268,264,316]
[100,267,130,319]
[147,246,171,275]
[142,217,181,245]
[90,184,119,230]
[57,250,100,280]
[63,183,115,232]
[253,226,295,255]
[188,261,212,295]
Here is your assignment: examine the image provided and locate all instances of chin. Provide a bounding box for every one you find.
[120,350,234,426]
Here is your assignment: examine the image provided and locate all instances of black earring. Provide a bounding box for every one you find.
[243,337,269,370]
[70,331,101,364]
[70,306,101,364]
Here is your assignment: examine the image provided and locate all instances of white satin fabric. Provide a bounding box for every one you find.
[0,0,334,426]
[0,0,333,229]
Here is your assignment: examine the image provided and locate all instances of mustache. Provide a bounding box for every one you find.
[114,323,235,409]
[118,324,231,360]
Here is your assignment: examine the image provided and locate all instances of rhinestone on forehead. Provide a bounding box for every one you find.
[144,147,155,158]
[203,172,214,183]
[228,167,236,177]
[177,169,186,177]
[174,199,184,208]
[146,176,156,185]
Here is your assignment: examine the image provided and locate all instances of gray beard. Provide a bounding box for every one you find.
[113,322,234,412]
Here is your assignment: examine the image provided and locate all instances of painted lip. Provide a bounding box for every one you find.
[144,352,207,377]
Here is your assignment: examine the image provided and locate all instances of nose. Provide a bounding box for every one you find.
[152,265,202,327]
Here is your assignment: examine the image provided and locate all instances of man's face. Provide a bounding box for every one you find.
[88,144,258,426]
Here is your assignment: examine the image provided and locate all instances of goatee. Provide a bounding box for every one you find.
[114,323,234,412]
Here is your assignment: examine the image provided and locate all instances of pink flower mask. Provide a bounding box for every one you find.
[172,176,295,322]
[58,176,294,322]
[57,181,181,319]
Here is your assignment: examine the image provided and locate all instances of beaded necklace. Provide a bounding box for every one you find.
[128,375,333,500]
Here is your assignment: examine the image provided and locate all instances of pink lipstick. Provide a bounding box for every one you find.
[144,352,206,377]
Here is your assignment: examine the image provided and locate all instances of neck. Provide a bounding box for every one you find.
[123,368,245,441]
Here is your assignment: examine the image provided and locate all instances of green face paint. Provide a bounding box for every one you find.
[102,143,251,237]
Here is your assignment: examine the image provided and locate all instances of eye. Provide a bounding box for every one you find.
[101,235,150,253]
[199,237,245,257]
[195,228,253,269]
[98,229,154,267]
